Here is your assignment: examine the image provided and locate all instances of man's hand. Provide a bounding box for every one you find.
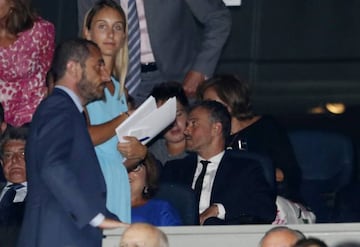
[182,70,205,98]
[199,204,219,225]
[98,218,129,229]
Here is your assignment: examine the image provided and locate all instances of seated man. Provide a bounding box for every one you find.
[161,100,277,225]
[0,126,28,246]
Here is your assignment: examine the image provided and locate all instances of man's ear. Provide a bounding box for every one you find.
[66,60,82,81]
[213,122,222,136]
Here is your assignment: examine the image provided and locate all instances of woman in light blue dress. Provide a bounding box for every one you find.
[83,0,146,223]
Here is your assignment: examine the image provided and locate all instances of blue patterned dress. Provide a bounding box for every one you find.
[86,78,131,223]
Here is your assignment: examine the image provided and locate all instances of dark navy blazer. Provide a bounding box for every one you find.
[18,89,116,247]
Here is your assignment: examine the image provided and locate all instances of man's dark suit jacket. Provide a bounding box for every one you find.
[161,151,277,225]
[17,88,116,247]
[0,183,25,247]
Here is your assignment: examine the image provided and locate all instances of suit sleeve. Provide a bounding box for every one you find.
[185,0,232,76]
[35,111,101,228]
[221,161,277,224]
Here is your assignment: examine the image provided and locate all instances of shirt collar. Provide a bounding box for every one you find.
[198,151,225,164]
[5,182,27,187]
[55,85,83,113]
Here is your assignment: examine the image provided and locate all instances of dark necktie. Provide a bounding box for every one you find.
[194,160,211,202]
[0,183,24,208]
[126,0,141,96]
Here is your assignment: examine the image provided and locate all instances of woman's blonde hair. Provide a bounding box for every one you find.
[82,0,128,95]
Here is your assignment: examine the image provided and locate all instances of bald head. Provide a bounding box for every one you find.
[120,223,168,247]
[260,226,305,247]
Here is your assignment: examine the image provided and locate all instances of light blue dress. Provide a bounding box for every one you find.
[86,78,131,223]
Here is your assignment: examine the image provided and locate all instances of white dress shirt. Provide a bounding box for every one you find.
[192,151,226,219]
[0,182,27,203]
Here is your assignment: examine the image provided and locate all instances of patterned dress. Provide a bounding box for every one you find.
[86,79,131,223]
[0,18,55,127]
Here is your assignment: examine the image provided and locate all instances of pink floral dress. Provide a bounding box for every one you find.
[0,18,55,127]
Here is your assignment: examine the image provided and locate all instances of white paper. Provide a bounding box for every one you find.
[115,96,177,145]
[223,0,241,6]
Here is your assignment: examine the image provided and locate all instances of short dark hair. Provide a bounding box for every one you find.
[142,152,159,200]
[150,81,189,110]
[51,38,99,82]
[190,100,231,140]
[0,126,29,160]
[197,74,254,120]
[6,0,37,35]
[294,238,328,247]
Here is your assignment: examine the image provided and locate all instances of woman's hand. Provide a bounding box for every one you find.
[117,136,147,162]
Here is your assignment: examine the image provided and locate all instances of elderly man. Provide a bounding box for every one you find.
[259,226,305,247]
[120,223,168,247]
[17,39,127,247]
[161,100,277,225]
[0,126,28,247]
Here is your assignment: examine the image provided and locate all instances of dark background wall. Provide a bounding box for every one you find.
[217,0,360,114]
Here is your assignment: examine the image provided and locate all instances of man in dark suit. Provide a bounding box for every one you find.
[0,126,28,247]
[161,101,277,225]
[77,0,231,104]
[17,39,127,247]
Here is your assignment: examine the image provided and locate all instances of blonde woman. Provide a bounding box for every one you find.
[83,0,146,223]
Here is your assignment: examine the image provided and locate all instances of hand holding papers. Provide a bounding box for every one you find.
[115,96,177,144]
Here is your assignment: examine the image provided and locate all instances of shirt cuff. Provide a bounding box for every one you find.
[89,213,105,227]
[214,203,226,220]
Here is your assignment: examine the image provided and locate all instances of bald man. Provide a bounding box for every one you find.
[120,223,169,247]
[259,226,305,247]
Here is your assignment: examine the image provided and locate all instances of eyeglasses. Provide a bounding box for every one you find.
[2,151,25,161]
[127,163,145,173]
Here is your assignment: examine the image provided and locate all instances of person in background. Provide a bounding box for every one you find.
[120,223,169,247]
[0,103,8,138]
[17,38,127,247]
[78,0,232,105]
[83,0,147,223]
[259,226,305,247]
[197,74,303,203]
[128,152,181,226]
[0,102,9,183]
[294,237,328,247]
[0,126,28,247]
[149,81,189,166]
[0,0,55,127]
[162,101,277,225]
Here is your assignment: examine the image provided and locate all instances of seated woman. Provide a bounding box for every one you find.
[148,81,190,166]
[197,74,303,203]
[128,152,182,226]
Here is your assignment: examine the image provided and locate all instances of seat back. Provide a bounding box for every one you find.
[155,183,198,225]
[236,151,276,191]
[288,130,354,222]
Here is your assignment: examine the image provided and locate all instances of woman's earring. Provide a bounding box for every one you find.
[143,186,149,194]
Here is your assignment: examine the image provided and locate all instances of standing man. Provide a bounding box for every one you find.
[78,0,232,105]
[0,126,28,247]
[161,101,277,225]
[17,39,127,247]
